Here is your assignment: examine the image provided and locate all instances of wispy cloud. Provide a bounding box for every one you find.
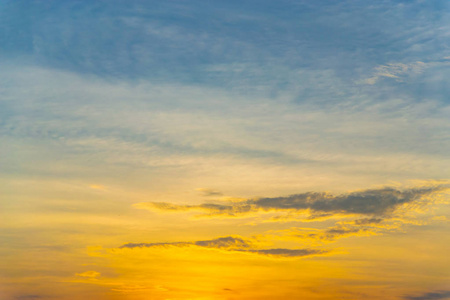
[1,62,448,198]
[2,0,449,98]
[364,62,426,85]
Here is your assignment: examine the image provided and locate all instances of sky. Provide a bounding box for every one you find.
[0,0,450,299]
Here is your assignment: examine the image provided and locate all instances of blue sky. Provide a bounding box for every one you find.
[1,0,449,197]
[1,0,449,194]
[2,0,450,88]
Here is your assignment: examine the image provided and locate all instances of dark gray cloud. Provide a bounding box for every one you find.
[197,188,224,197]
[353,218,383,225]
[294,225,369,242]
[253,186,441,215]
[120,236,251,250]
[140,185,446,217]
[404,290,450,300]
[194,236,251,249]
[291,215,419,242]
[119,236,327,258]
[241,248,326,258]
[119,241,190,249]
[322,227,361,239]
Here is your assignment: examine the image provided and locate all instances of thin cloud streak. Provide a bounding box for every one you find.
[120,236,252,250]
[15,296,43,300]
[239,248,326,258]
[119,236,328,258]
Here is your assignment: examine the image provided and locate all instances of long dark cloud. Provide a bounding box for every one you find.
[120,236,251,250]
[119,236,327,258]
[404,290,450,300]
[137,185,446,217]
[15,296,43,300]
[240,248,326,258]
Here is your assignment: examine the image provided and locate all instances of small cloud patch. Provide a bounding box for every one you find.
[76,270,101,278]
[196,188,223,197]
[364,61,425,84]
